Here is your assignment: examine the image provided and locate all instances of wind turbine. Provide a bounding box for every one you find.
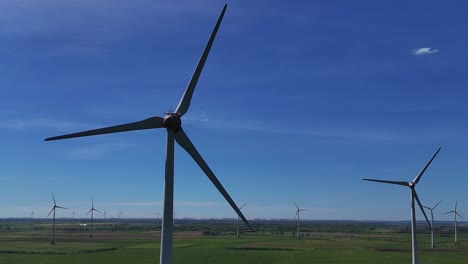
[103,209,107,222]
[156,211,161,225]
[44,4,252,264]
[443,200,464,244]
[86,199,101,238]
[236,203,247,238]
[118,209,123,222]
[423,200,442,248]
[71,209,76,219]
[48,194,67,244]
[293,201,306,239]
[30,209,35,224]
[363,147,440,264]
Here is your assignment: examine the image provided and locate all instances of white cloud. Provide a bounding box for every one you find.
[412,47,439,56]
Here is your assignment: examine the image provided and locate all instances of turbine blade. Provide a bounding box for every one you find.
[295,210,299,219]
[47,207,55,217]
[52,193,56,206]
[174,128,253,230]
[362,179,409,186]
[413,190,431,228]
[45,116,164,141]
[443,211,455,215]
[92,199,94,209]
[433,200,443,210]
[239,203,247,210]
[175,4,227,116]
[293,201,300,210]
[456,212,464,219]
[56,206,67,210]
[455,200,458,211]
[422,206,431,210]
[85,209,92,215]
[94,209,102,213]
[412,147,441,184]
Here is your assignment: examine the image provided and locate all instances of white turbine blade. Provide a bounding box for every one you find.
[47,207,55,217]
[412,147,441,184]
[443,210,454,215]
[413,190,431,228]
[52,193,56,206]
[455,212,464,220]
[455,200,458,211]
[45,116,164,141]
[94,209,102,214]
[239,203,247,210]
[175,4,227,116]
[174,128,253,230]
[432,200,443,210]
[92,199,94,209]
[422,206,431,210]
[56,206,67,210]
[362,179,409,186]
[295,210,299,219]
[85,209,92,215]
[293,201,300,210]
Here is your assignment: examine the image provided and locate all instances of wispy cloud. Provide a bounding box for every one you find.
[0,117,96,131]
[412,47,439,56]
[67,142,134,159]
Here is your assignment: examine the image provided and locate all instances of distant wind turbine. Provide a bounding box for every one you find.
[86,199,101,238]
[71,209,76,219]
[118,209,123,221]
[30,209,35,224]
[44,4,251,264]
[156,211,161,225]
[363,147,440,264]
[237,203,247,238]
[293,201,306,239]
[423,200,442,248]
[48,194,67,244]
[443,200,464,244]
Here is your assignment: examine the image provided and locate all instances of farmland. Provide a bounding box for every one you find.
[1,219,468,263]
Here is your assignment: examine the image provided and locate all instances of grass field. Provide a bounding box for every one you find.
[1,221,468,263]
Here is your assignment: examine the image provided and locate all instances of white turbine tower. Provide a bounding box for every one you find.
[363,147,440,264]
[443,200,464,244]
[48,194,66,244]
[45,4,252,264]
[293,201,306,239]
[118,209,123,222]
[30,209,35,224]
[86,199,101,238]
[423,200,442,248]
[236,203,247,238]
[71,209,76,219]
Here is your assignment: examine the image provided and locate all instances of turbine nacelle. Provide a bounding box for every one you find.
[163,113,182,130]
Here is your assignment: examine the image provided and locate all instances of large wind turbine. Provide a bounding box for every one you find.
[293,201,306,239]
[443,200,464,244]
[44,5,251,263]
[86,199,101,238]
[423,200,442,248]
[48,194,66,244]
[236,203,247,238]
[363,147,440,264]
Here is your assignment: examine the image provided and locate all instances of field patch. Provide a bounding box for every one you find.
[0,241,115,254]
[127,243,197,249]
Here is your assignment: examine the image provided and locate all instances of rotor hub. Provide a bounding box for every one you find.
[163,113,181,130]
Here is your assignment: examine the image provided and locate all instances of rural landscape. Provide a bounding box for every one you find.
[2,0,468,263]
[1,218,468,263]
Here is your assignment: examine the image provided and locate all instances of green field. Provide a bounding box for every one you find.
[1,221,468,263]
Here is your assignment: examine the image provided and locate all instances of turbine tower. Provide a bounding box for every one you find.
[47,194,67,244]
[293,201,306,239]
[236,203,247,238]
[443,200,464,244]
[45,4,252,264]
[118,209,123,222]
[86,199,101,238]
[423,200,442,248]
[363,147,440,264]
[30,209,35,225]
[71,209,76,219]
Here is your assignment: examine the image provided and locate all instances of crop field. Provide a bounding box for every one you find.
[1,220,468,263]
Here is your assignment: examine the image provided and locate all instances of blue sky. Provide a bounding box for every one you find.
[1,0,468,221]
